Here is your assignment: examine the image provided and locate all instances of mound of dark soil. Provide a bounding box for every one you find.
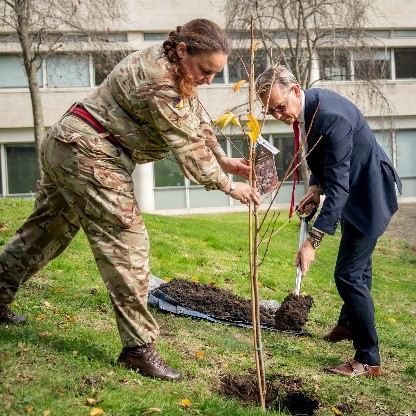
[218,372,320,416]
[157,278,275,326]
[156,278,314,331]
[274,293,314,330]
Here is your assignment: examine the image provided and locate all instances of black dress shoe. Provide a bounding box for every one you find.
[118,344,181,381]
[323,324,352,343]
[0,305,27,324]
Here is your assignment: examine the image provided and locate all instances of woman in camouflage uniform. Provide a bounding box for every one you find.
[0,19,260,380]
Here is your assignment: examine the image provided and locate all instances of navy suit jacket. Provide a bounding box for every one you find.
[304,88,402,237]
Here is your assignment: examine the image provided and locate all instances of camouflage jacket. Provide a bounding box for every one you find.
[81,44,229,191]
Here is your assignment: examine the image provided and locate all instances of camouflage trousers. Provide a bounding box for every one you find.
[0,114,159,347]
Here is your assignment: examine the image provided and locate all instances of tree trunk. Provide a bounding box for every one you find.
[16,0,45,179]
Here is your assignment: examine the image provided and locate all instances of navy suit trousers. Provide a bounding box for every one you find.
[334,217,380,365]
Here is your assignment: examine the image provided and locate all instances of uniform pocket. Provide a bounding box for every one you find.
[84,161,137,228]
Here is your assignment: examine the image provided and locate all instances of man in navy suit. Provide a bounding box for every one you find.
[256,64,402,377]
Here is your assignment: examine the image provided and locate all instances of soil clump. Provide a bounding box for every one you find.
[274,293,314,330]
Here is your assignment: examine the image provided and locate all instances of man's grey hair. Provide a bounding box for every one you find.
[255,63,299,96]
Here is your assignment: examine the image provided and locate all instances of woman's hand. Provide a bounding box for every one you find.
[218,157,250,180]
[227,182,261,205]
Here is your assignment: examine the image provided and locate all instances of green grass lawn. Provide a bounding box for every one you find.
[0,198,415,416]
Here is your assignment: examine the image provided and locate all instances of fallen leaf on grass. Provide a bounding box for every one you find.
[143,408,162,414]
[36,314,47,321]
[86,398,97,405]
[195,351,205,359]
[90,408,104,416]
[331,406,342,415]
[0,223,7,231]
[24,405,34,413]
[42,410,51,416]
[388,317,397,324]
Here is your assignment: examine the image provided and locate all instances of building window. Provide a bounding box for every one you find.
[354,50,391,80]
[212,69,225,84]
[271,135,296,181]
[143,33,167,41]
[5,143,39,195]
[319,50,350,81]
[396,130,416,178]
[154,158,184,187]
[0,55,43,88]
[93,51,128,85]
[46,54,90,87]
[394,49,416,79]
[228,49,269,83]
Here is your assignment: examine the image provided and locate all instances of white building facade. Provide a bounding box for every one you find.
[1,0,415,213]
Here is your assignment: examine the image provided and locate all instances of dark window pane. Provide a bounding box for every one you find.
[395,49,416,79]
[94,51,129,86]
[212,69,224,84]
[6,144,39,194]
[272,135,296,181]
[228,49,269,83]
[154,158,184,187]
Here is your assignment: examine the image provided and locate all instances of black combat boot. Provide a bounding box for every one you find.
[0,305,27,324]
[117,344,181,381]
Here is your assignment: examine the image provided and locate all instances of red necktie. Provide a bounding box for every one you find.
[289,121,300,218]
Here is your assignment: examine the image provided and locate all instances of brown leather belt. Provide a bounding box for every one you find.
[67,104,131,157]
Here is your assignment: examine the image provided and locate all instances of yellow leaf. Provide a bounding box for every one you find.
[180,398,192,408]
[36,314,47,321]
[24,406,34,414]
[86,398,97,405]
[230,116,241,128]
[44,301,51,309]
[245,114,260,143]
[90,408,104,416]
[55,288,66,293]
[196,351,205,359]
[214,111,238,129]
[191,277,199,282]
[72,350,79,356]
[233,79,246,93]
[388,317,397,324]
[42,411,52,416]
[331,406,342,415]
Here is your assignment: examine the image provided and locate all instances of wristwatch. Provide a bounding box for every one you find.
[307,234,321,249]
[225,182,236,195]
